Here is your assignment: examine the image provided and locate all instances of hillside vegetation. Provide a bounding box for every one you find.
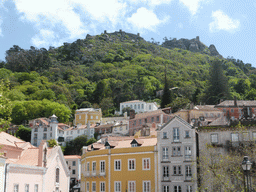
[0,31,255,124]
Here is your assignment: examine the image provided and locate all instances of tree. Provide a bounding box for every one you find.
[167,97,190,113]
[99,97,114,116]
[234,79,250,95]
[15,125,31,142]
[161,65,172,108]
[47,139,58,147]
[64,135,88,155]
[202,59,230,104]
[0,81,12,131]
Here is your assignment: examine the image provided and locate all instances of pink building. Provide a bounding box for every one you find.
[0,132,70,192]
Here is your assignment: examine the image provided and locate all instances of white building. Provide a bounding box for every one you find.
[156,116,197,192]
[120,100,158,114]
[0,156,6,192]
[30,115,95,147]
[64,155,81,186]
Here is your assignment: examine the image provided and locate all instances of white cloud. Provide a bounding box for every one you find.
[209,10,240,32]
[179,0,205,15]
[31,29,59,47]
[127,0,172,6]
[127,7,168,31]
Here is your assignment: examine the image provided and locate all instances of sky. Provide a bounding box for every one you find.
[0,0,255,66]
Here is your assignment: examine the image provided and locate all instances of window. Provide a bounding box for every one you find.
[56,168,60,183]
[142,158,150,170]
[139,119,142,125]
[34,184,38,192]
[120,127,123,131]
[173,128,180,142]
[50,127,52,131]
[92,182,96,192]
[100,161,105,173]
[78,130,80,134]
[185,165,192,179]
[186,186,192,192]
[174,186,182,192]
[134,104,136,109]
[91,115,93,119]
[92,162,96,173]
[157,116,160,122]
[143,181,150,192]
[100,182,105,192]
[50,133,52,137]
[138,104,140,109]
[173,166,181,175]
[114,160,121,171]
[185,146,192,157]
[211,134,218,143]
[96,116,98,119]
[72,169,76,174]
[163,166,169,178]
[44,127,47,132]
[128,181,136,192]
[34,128,38,132]
[149,105,152,110]
[145,118,147,123]
[172,147,181,156]
[231,133,239,142]
[163,132,167,139]
[134,120,136,126]
[86,182,89,192]
[79,115,81,119]
[25,184,29,192]
[73,161,76,166]
[131,143,137,147]
[151,117,154,122]
[142,104,144,109]
[223,109,226,112]
[128,159,135,170]
[163,186,169,192]
[162,147,168,160]
[14,184,19,192]
[231,109,234,113]
[71,131,73,135]
[114,181,121,192]
[243,132,249,141]
[43,133,47,140]
[185,131,190,138]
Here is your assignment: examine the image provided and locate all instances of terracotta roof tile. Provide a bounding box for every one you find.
[216,100,256,107]
[64,155,81,159]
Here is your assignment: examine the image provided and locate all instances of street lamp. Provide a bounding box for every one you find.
[242,156,252,192]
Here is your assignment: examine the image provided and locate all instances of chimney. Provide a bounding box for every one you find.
[234,96,237,107]
[130,109,135,119]
[38,140,47,167]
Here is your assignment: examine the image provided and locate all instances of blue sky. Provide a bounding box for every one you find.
[0,0,255,66]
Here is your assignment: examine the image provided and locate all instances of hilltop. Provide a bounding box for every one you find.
[0,30,255,123]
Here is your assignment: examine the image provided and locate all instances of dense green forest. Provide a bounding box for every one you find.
[0,31,255,124]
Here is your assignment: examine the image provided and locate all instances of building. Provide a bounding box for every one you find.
[65,124,95,142]
[75,108,102,125]
[215,98,256,119]
[0,156,6,192]
[65,155,81,187]
[174,105,223,125]
[129,108,173,135]
[0,132,70,192]
[120,100,158,114]
[30,115,66,147]
[81,136,158,192]
[156,116,197,192]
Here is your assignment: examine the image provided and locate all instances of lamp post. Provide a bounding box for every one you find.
[242,156,252,192]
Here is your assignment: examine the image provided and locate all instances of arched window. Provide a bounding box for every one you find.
[56,168,60,183]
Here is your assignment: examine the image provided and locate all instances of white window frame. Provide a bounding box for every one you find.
[162,147,168,160]
[87,162,90,171]
[231,133,239,142]
[86,182,89,192]
[185,146,192,156]
[128,181,136,192]
[185,131,190,138]
[96,116,98,119]
[92,161,96,173]
[100,160,105,174]
[79,115,81,119]
[173,128,180,142]
[25,184,29,192]
[100,181,105,192]
[163,185,169,192]
[128,159,136,171]
[163,132,167,139]
[143,181,151,192]
[34,184,38,192]
[91,115,93,119]
[174,186,182,192]
[114,181,121,192]
[14,184,19,192]
[186,185,192,192]
[114,159,121,171]
[185,165,192,178]
[92,181,96,192]
[211,133,218,143]
[142,158,150,170]
[163,166,169,178]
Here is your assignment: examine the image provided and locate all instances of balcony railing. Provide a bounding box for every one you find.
[184,155,192,161]
[84,171,106,177]
[185,176,192,181]
[162,176,169,181]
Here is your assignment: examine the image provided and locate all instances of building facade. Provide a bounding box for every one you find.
[75,108,102,125]
[65,155,81,186]
[120,100,158,114]
[157,116,197,192]
[81,137,158,192]
[0,156,6,192]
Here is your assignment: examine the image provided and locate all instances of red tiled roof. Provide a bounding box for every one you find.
[64,155,81,159]
[216,100,256,107]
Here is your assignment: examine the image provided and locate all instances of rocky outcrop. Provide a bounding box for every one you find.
[162,36,222,58]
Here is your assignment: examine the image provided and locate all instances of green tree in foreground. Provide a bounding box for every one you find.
[47,139,58,147]
[15,125,31,142]
[161,66,171,108]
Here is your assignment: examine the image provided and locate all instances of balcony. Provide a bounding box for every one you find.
[162,176,170,181]
[185,176,192,181]
[85,171,106,177]
[184,155,192,161]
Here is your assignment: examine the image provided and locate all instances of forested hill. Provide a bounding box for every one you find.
[0,30,255,124]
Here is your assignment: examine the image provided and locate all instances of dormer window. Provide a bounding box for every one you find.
[105,142,111,149]
[130,139,139,147]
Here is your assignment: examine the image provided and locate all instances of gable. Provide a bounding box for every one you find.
[157,116,192,132]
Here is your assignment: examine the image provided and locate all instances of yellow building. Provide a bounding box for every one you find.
[81,136,158,192]
[75,108,102,125]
